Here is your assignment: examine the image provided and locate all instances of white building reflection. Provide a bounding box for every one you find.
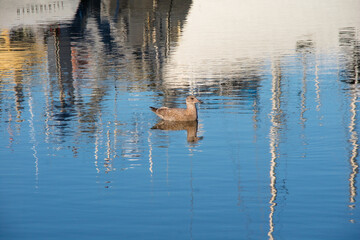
[164,0,360,90]
[0,0,80,29]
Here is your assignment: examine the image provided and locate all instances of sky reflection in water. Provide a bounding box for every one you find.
[0,0,360,239]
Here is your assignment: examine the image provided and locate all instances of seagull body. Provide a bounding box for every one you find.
[150,96,202,121]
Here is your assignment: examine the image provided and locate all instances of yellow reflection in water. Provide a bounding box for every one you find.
[0,29,46,74]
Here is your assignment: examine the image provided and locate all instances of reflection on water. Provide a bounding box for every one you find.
[0,0,193,169]
[348,83,359,214]
[268,59,283,240]
[296,38,315,128]
[339,27,360,84]
[340,27,360,222]
[152,120,203,143]
[1,0,360,239]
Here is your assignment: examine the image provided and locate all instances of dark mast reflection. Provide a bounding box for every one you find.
[296,38,315,129]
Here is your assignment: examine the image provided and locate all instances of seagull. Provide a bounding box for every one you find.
[150,96,202,121]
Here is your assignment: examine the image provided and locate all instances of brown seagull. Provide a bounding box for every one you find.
[150,96,202,121]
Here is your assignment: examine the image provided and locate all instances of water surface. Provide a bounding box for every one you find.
[0,0,360,239]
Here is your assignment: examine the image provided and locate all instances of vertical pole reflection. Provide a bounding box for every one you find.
[296,39,314,159]
[52,28,64,106]
[300,58,308,128]
[148,130,153,175]
[94,112,103,175]
[105,128,112,173]
[44,67,52,144]
[27,86,39,188]
[348,84,359,218]
[268,59,283,240]
[165,0,172,58]
[94,130,100,173]
[338,27,359,220]
[314,59,322,113]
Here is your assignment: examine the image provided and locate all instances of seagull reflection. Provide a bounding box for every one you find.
[151,120,203,143]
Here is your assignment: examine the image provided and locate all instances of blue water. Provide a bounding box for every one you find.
[1,0,360,239]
